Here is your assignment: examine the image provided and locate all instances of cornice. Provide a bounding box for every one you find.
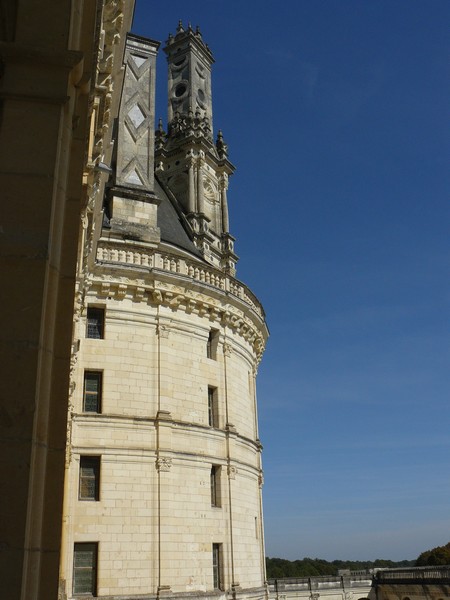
[92,241,267,361]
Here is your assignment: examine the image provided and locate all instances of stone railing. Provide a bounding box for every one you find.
[268,573,373,592]
[96,240,265,319]
[375,566,450,583]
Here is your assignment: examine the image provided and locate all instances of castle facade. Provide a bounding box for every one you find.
[59,23,268,600]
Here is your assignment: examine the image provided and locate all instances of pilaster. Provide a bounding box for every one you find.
[107,34,161,243]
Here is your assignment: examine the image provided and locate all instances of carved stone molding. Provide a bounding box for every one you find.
[135,287,145,301]
[228,465,237,479]
[92,241,268,361]
[157,324,169,339]
[156,457,172,472]
[89,275,266,362]
[223,342,232,357]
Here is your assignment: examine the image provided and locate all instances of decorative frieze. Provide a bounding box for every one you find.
[88,274,266,361]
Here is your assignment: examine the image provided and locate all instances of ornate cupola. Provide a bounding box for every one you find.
[155,21,237,275]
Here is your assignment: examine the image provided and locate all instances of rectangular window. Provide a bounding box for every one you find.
[212,543,223,590]
[73,542,97,595]
[210,465,221,507]
[206,329,219,360]
[86,306,104,339]
[83,371,102,413]
[208,386,218,428]
[79,456,100,501]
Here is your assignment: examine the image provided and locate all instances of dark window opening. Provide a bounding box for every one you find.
[208,387,218,428]
[212,543,223,590]
[86,307,104,339]
[206,329,219,360]
[83,371,102,413]
[79,456,100,501]
[210,465,221,507]
[175,83,187,97]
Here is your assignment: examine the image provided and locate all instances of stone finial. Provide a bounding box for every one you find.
[155,119,166,151]
[177,20,184,33]
[216,130,228,158]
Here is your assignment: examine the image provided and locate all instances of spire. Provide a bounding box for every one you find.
[163,21,215,133]
[155,24,237,275]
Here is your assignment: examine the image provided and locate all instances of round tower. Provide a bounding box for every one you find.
[60,26,268,600]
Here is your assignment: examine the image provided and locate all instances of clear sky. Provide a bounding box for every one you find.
[132,1,450,561]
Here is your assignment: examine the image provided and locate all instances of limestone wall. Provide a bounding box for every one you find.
[61,243,268,599]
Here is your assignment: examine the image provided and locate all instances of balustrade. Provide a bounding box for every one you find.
[97,240,264,317]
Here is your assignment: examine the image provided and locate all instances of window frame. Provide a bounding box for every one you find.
[208,386,218,428]
[73,542,98,596]
[86,306,105,339]
[79,455,100,501]
[83,370,102,413]
[210,465,221,508]
[206,329,219,360]
[212,543,223,590]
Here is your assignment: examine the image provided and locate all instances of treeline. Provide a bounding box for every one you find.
[416,542,450,566]
[266,557,415,579]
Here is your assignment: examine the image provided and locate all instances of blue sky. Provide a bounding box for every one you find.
[133,1,450,561]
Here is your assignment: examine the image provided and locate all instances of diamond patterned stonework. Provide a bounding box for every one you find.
[128,104,146,128]
[124,168,143,185]
[130,54,147,69]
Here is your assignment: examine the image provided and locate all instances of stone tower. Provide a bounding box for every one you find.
[59,25,268,600]
[155,21,237,276]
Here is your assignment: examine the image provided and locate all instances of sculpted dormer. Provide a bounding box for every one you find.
[155,22,238,275]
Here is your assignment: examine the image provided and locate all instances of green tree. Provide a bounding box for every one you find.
[416,542,450,566]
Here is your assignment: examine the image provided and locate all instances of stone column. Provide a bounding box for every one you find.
[187,152,196,213]
[220,173,230,232]
[197,152,205,214]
